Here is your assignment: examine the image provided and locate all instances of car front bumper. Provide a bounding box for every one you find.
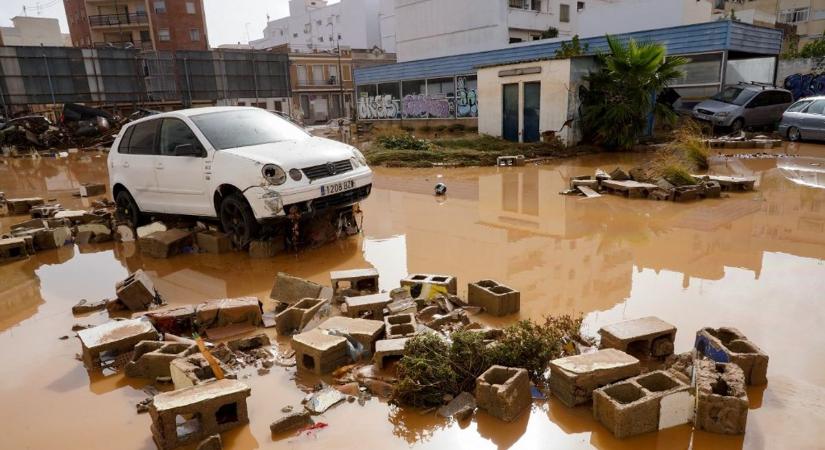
[244,167,374,220]
[692,111,734,127]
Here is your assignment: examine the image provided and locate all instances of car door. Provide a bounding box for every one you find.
[153,117,212,216]
[742,92,770,126]
[801,100,825,140]
[116,119,162,212]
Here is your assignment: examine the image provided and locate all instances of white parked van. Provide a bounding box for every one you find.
[108,107,372,245]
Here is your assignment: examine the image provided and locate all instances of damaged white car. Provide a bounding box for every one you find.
[108,106,373,244]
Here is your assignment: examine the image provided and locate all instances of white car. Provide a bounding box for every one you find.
[108,107,373,245]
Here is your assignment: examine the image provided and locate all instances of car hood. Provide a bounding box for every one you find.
[694,100,740,114]
[218,137,357,169]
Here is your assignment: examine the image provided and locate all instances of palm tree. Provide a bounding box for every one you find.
[580,35,687,150]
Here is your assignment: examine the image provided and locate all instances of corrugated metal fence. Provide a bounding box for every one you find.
[0,46,289,110]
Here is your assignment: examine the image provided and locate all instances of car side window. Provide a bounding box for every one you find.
[159,118,203,156]
[778,91,792,104]
[806,100,825,115]
[788,100,813,112]
[747,92,768,108]
[118,126,135,154]
[129,120,160,155]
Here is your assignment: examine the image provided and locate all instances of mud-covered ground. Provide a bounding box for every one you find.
[1,142,824,449]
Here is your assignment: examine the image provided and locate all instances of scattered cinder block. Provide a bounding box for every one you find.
[274,297,328,335]
[317,316,384,354]
[32,226,71,250]
[292,328,349,375]
[226,333,270,352]
[592,370,694,438]
[76,223,112,243]
[195,297,263,335]
[116,269,159,312]
[0,237,31,263]
[270,272,325,305]
[149,379,251,450]
[249,239,283,258]
[475,365,532,422]
[599,316,676,359]
[170,354,232,390]
[695,327,769,385]
[146,306,196,335]
[497,155,525,166]
[383,313,417,339]
[139,229,194,258]
[330,268,379,300]
[79,183,106,197]
[401,273,457,296]
[467,280,520,316]
[124,341,197,379]
[196,230,232,254]
[694,360,748,435]
[137,221,167,238]
[6,197,44,215]
[30,204,63,218]
[549,348,641,407]
[373,337,408,369]
[344,292,391,319]
[77,319,160,370]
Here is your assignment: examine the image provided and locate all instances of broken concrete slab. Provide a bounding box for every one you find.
[373,337,408,369]
[437,391,476,421]
[601,180,658,198]
[195,297,263,335]
[401,273,457,296]
[467,280,520,316]
[270,411,313,434]
[29,204,64,218]
[599,316,676,359]
[275,297,328,336]
[549,348,641,407]
[292,329,349,375]
[475,365,532,422]
[116,269,159,312]
[6,197,44,215]
[695,360,748,435]
[146,306,196,336]
[577,185,602,198]
[693,174,756,192]
[170,354,232,390]
[77,319,160,370]
[695,327,768,385]
[196,231,232,254]
[79,183,106,197]
[593,370,694,439]
[318,316,385,354]
[384,313,417,339]
[137,221,167,238]
[72,298,109,315]
[139,229,194,258]
[76,223,112,243]
[344,292,391,319]
[32,226,71,250]
[270,272,325,305]
[125,341,197,379]
[0,237,30,263]
[330,268,379,300]
[305,386,345,414]
[149,379,251,450]
[226,333,270,352]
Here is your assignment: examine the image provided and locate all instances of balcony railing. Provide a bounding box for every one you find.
[94,40,154,50]
[89,12,149,27]
[297,78,342,87]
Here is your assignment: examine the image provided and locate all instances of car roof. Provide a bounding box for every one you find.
[124,106,259,127]
[734,83,790,93]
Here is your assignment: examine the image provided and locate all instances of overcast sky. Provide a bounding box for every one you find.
[0,0,339,47]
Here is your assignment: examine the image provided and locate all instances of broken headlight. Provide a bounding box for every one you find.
[262,164,286,185]
[351,148,367,167]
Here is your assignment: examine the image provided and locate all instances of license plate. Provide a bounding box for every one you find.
[321,180,355,196]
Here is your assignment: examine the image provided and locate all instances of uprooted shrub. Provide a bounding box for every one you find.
[393,315,585,408]
[375,131,430,151]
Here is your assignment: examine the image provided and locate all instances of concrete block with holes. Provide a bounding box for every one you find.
[549,348,641,407]
[598,316,676,359]
[467,279,520,316]
[124,341,197,379]
[695,327,769,385]
[77,319,160,370]
[274,297,328,335]
[291,328,350,375]
[384,313,417,339]
[475,366,532,422]
[400,273,457,296]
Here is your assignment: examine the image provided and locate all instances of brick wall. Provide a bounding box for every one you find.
[149,0,208,51]
[63,0,92,47]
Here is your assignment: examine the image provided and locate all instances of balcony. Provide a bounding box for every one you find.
[89,12,149,28]
[508,6,555,31]
[297,78,343,87]
[94,40,154,50]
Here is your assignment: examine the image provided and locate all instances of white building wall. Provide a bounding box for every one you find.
[379,0,397,52]
[0,16,69,47]
[577,0,712,38]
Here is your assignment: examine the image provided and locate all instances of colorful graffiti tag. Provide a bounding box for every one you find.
[401,94,454,118]
[357,94,400,119]
[456,76,478,118]
[784,73,825,100]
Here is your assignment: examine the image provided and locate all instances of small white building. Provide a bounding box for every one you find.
[251,0,383,51]
[0,16,70,47]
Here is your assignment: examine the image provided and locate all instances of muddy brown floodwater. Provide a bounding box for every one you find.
[2,143,825,450]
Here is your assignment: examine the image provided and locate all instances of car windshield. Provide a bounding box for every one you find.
[190,108,309,150]
[711,87,756,106]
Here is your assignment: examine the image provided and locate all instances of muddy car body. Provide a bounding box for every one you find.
[108,107,372,242]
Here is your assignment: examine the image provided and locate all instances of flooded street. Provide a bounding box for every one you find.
[2,143,825,450]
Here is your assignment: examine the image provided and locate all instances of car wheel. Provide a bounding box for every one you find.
[220,193,259,248]
[788,126,802,142]
[731,118,745,133]
[115,189,141,226]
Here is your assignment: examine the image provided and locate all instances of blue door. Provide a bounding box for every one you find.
[523,82,541,142]
[503,83,519,142]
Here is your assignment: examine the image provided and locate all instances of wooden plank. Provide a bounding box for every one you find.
[576,186,602,198]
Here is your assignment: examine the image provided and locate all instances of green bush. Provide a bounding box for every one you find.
[376,132,430,151]
[394,334,460,407]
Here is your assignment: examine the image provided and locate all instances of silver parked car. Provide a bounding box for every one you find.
[778,96,825,142]
[692,83,793,131]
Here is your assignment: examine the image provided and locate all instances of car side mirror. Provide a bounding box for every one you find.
[174,143,204,157]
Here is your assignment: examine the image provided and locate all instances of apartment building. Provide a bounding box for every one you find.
[0,16,71,47]
[713,0,825,43]
[63,0,208,50]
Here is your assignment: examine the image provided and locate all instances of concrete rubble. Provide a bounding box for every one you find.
[0,237,30,263]
[77,318,160,370]
[196,230,232,254]
[437,391,477,421]
[330,268,380,301]
[195,297,263,337]
[467,279,520,316]
[549,348,641,407]
[401,273,458,297]
[79,183,106,197]
[292,329,350,375]
[149,379,251,450]
[195,434,222,450]
[270,272,327,305]
[599,316,676,359]
[139,228,194,258]
[5,197,44,215]
[125,341,198,379]
[170,354,232,390]
[694,360,749,435]
[275,297,328,335]
[71,298,109,314]
[318,316,384,354]
[344,292,391,319]
[270,411,313,434]
[115,269,160,312]
[475,365,532,422]
[695,327,769,385]
[305,386,346,414]
[373,337,409,369]
[384,313,417,339]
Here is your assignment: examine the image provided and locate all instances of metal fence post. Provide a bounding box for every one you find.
[41,45,56,105]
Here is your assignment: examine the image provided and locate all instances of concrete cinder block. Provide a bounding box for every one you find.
[317,316,384,354]
[292,329,349,375]
[196,231,232,254]
[400,273,457,296]
[194,297,262,333]
[599,316,676,359]
[79,183,106,197]
[149,379,251,450]
[170,354,232,390]
[467,279,520,316]
[695,327,769,385]
[270,272,324,305]
[32,226,71,250]
[330,268,379,300]
[146,306,197,336]
[77,319,160,370]
[384,313,417,339]
[373,337,408,369]
[475,365,532,422]
[139,229,194,258]
[116,269,158,312]
[0,237,30,263]
[124,341,197,379]
[695,360,749,435]
[29,204,64,218]
[6,197,44,215]
[274,297,328,335]
[344,292,391,319]
[549,348,641,407]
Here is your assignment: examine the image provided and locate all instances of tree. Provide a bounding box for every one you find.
[555,35,588,58]
[540,26,559,39]
[798,32,825,58]
[579,35,687,149]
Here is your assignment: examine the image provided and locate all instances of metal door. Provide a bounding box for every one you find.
[503,83,519,142]
[523,82,541,142]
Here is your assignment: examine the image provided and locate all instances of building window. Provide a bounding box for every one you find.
[190,28,200,41]
[319,36,324,42]
[779,7,809,23]
[140,30,151,43]
[342,64,351,81]
[296,65,307,83]
[158,28,170,41]
[186,1,196,14]
[329,65,338,81]
[560,4,570,22]
[154,0,166,14]
[338,33,342,40]
[293,33,298,38]
[316,19,322,26]
[577,1,585,12]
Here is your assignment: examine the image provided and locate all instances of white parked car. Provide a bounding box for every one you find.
[108,107,373,245]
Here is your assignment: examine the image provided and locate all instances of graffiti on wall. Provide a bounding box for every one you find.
[456,76,478,118]
[784,73,825,100]
[357,94,400,119]
[401,94,454,118]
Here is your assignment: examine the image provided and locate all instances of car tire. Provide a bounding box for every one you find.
[219,193,259,248]
[731,118,745,133]
[115,189,142,227]
[788,126,802,142]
